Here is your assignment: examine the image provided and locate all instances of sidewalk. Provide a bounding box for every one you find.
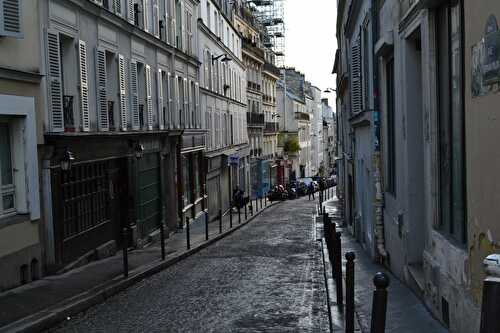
[0,199,277,332]
[320,193,447,333]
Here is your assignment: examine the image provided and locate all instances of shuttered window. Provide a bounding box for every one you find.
[130,60,140,130]
[145,64,153,130]
[167,72,173,128]
[157,69,164,130]
[174,75,180,128]
[46,30,64,132]
[195,82,200,128]
[143,0,149,32]
[113,0,122,15]
[153,0,160,38]
[350,36,362,114]
[0,0,22,38]
[78,40,90,132]
[118,55,128,131]
[127,0,134,23]
[183,77,188,128]
[95,47,109,131]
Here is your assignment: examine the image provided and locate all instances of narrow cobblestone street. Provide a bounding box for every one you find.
[51,198,329,332]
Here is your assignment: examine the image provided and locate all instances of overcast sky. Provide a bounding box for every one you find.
[284,0,338,109]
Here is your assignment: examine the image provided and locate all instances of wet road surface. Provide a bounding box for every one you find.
[52,197,329,333]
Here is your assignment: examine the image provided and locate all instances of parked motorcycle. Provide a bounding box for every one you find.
[267,185,289,201]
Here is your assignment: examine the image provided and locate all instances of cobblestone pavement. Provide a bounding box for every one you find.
[51,197,329,333]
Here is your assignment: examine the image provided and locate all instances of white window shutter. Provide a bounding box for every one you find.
[153,0,160,38]
[142,0,149,32]
[113,0,122,15]
[350,37,362,114]
[195,82,199,129]
[118,54,128,131]
[127,0,134,23]
[204,50,209,89]
[0,0,22,38]
[95,47,109,131]
[167,71,172,128]
[174,75,180,128]
[46,30,64,132]
[78,40,90,132]
[183,78,188,128]
[164,0,170,44]
[145,64,153,130]
[130,60,140,130]
[157,69,164,130]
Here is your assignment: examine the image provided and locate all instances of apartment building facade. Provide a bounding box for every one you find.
[306,82,322,177]
[40,0,203,271]
[199,0,249,221]
[0,0,43,291]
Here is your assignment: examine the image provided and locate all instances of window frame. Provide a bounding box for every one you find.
[0,121,16,217]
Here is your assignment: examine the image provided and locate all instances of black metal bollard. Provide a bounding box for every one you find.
[345,252,356,333]
[255,198,259,212]
[480,276,500,333]
[205,210,209,241]
[245,203,248,219]
[238,205,242,224]
[229,201,233,228]
[219,209,223,234]
[370,272,390,333]
[250,202,254,216]
[334,231,343,311]
[329,222,337,263]
[260,196,263,210]
[160,222,166,260]
[122,227,129,278]
[186,216,190,250]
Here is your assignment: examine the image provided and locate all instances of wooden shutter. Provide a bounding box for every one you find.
[153,0,160,38]
[142,0,149,32]
[127,0,134,23]
[113,0,122,15]
[130,60,140,130]
[78,40,90,132]
[164,0,170,44]
[183,78,188,128]
[204,50,209,89]
[195,82,199,128]
[174,75,180,128]
[350,36,362,114]
[167,71,172,128]
[95,47,109,131]
[145,64,153,130]
[118,54,128,131]
[46,30,64,132]
[0,0,22,38]
[157,69,164,130]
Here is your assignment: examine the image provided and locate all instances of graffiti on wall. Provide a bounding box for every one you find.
[472,15,500,97]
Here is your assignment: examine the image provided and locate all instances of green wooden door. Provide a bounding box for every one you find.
[137,153,161,238]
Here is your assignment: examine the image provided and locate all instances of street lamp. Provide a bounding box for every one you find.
[60,149,75,172]
[323,88,337,93]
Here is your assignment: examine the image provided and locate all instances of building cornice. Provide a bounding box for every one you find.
[0,66,44,83]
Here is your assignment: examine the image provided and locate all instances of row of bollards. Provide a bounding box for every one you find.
[121,191,272,279]
[322,205,390,333]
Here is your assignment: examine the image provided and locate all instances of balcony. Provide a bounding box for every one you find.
[263,62,280,77]
[242,38,265,60]
[247,81,261,92]
[295,112,310,122]
[265,122,278,134]
[247,112,265,127]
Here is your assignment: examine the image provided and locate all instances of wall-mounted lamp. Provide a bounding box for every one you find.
[134,143,145,159]
[323,88,337,93]
[212,54,232,64]
[271,113,281,119]
[61,149,75,172]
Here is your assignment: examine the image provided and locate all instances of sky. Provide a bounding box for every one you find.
[284,0,338,109]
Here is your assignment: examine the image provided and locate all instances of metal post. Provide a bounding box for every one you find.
[335,231,343,311]
[255,198,259,212]
[250,201,253,216]
[186,216,190,250]
[245,202,248,219]
[260,196,263,209]
[160,222,166,260]
[370,272,390,333]
[345,252,356,333]
[480,277,500,333]
[205,210,209,241]
[229,201,233,228]
[329,221,337,263]
[219,209,223,234]
[122,227,129,278]
[238,205,242,224]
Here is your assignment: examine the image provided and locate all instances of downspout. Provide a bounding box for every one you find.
[371,0,388,261]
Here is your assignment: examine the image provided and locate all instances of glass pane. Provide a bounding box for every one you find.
[3,193,14,210]
[0,123,13,186]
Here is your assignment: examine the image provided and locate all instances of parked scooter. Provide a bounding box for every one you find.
[267,185,289,201]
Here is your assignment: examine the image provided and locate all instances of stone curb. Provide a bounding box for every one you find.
[0,202,280,333]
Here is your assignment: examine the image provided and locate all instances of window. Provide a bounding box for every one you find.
[436,0,466,244]
[185,9,193,55]
[0,0,22,38]
[362,22,370,109]
[193,153,201,199]
[182,155,192,206]
[175,0,182,49]
[0,122,15,216]
[385,58,396,195]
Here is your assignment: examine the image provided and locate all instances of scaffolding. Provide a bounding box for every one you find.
[245,0,286,67]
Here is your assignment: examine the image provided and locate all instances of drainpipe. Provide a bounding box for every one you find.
[371,0,388,261]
